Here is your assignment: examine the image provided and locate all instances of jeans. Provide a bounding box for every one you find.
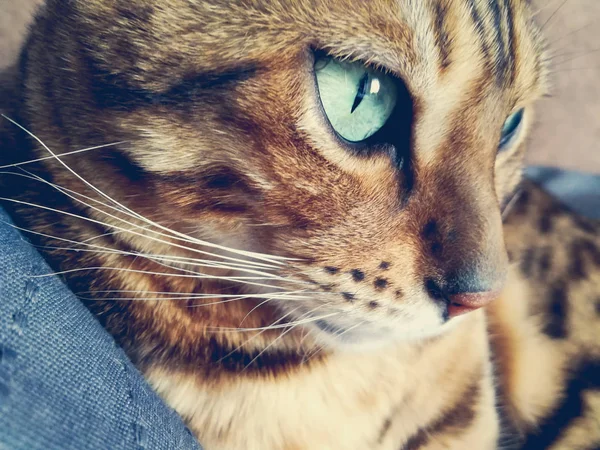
[0,209,202,449]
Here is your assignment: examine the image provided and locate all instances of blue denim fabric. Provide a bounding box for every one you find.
[0,208,202,450]
[0,167,597,450]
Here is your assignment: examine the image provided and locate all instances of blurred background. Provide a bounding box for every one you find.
[0,0,598,174]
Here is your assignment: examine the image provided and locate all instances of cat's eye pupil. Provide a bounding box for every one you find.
[314,55,398,143]
[499,109,524,148]
[351,73,370,113]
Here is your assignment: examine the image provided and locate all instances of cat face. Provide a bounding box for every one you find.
[27,0,547,348]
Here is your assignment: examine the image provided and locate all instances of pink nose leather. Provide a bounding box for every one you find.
[447,291,500,318]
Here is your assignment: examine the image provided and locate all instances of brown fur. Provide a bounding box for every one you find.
[0,0,597,448]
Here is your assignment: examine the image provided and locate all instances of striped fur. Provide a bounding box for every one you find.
[0,0,597,449]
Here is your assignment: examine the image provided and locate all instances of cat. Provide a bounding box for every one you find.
[0,0,598,448]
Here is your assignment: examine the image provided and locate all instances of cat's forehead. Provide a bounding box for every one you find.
[68,0,546,110]
[78,0,539,76]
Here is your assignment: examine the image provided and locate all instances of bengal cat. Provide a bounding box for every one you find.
[0,0,598,449]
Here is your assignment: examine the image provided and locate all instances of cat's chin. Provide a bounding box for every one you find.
[300,310,468,352]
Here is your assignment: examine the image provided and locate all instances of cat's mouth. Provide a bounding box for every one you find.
[294,301,444,348]
[297,288,499,347]
[311,318,396,346]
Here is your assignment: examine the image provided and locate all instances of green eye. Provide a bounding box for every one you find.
[499,109,524,148]
[314,55,398,143]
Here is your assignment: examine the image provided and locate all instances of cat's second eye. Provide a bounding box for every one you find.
[314,55,397,143]
[499,109,524,149]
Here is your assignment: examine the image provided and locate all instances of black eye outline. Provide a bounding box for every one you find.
[499,108,524,149]
[311,50,414,159]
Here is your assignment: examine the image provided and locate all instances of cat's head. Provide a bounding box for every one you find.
[19,0,547,348]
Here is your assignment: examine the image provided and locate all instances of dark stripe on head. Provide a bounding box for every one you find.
[503,0,517,84]
[157,66,258,105]
[433,2,452,69]
[161,165,259,213]
[488,0,508,83]
[84,49,258,110]
[100,149,148,182]
[403,375,481,449]
[522,359,600,449]
[465,0,492,64]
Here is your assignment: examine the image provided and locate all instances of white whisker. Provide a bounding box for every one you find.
[77,294,311,302]
[551,48,600,67]
[303,316,363,364]
[539,0,570,32]
[2,114,298,265]
[547,19,598,47]
[5,220,295,287]
[0,141,127,169]
[30,266,292,290]
[79,288,328,298]
[142,254,284,290]
[239,296,283,326]
[79,227,139,244]
[216,305,304,364]
[242,305,334,370]
[206,311,340,333]
[3,169,282,271]
[0,197,294,283]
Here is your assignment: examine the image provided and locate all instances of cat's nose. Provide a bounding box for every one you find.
[446,291,499,318]
[425,277,503,319]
